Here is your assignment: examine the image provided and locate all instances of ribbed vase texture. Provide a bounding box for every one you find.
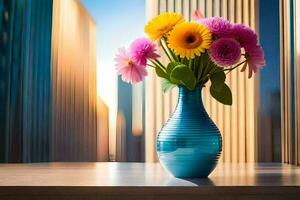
[157,86,222,178]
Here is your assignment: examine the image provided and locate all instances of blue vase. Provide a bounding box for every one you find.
[157,86,222,178]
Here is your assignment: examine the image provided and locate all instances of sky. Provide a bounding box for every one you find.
[81,0,146,154]
[81,0,146,107]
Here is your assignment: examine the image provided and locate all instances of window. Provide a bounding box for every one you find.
[0,0,299,165]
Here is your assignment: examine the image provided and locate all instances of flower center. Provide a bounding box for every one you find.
[186,35,196,43]
[128,60,134,66]
[183,33,203,49]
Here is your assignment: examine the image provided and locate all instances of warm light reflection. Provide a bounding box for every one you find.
[82,0,146,161]
[96,57,117,161]
[132,83,144,137]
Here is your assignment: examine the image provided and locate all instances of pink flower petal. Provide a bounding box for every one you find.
[192,10,204,21]
[244,45,266,78]
[114,47,148,84]
[130,38,160,65]
[209,38,242,67]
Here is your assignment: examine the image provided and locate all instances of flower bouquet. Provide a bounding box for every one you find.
[115,11,265,105]
[115,11,265,178]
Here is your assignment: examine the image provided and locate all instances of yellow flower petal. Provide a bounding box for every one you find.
[145,12,184,41]
[168,22,212,59]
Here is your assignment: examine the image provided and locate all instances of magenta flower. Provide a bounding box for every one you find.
[200,17,233,38]
[209,38,241,67]
[130,38,160,65]
[233,24,257,47]
[115,47,147,84]
[244,45,265,78]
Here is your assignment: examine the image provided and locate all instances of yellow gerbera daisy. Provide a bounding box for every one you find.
[145,12,184,41]
[168,22,212,59]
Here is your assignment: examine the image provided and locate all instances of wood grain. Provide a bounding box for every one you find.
[0,163,299,200]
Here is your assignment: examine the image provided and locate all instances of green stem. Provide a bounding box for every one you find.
[209,66,220,75]
[192,59,196,73]
[182,57,189,66]
[150,60,165,72]
[197,55,204,81]
[202,62,212,78]
[198,74,210,85]
[169,49,179,62]
[222,60,247,74]
[199,60,247,81]
[162,37,179,62]
[147,64,156,68]
[198,67,214,82]
[177,56,181,62]
[188,59,192,70]
[194,56,201,78]
[153,59,165,69]
[199,52,210,80]
[198,61,217,85]
[160,41,173,62]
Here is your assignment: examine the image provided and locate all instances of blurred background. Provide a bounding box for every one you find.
[0,0,299,165]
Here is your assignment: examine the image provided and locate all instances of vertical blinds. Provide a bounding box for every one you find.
[296,0,300,165]
[280,0,300,165]
[146,0,258,163]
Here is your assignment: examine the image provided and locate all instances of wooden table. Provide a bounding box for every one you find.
[0,162,299,200]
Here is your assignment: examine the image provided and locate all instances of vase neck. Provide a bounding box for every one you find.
[177,86,204,107]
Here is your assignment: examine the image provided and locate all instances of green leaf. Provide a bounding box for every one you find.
[166,62,182,75]
[210,71,226,84]
[210,71,226,91]
[161,78,176,93]
[210,83,232,105]
[155,67,168,79]
[165,62,184,85]
[170,65,196,90]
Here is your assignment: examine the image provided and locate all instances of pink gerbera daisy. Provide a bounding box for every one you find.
[114,47,147,84]
[130,38,160,65]
[244,45,266,78]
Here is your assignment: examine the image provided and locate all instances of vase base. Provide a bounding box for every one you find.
[174,175,208,178]
[159,158,218,179]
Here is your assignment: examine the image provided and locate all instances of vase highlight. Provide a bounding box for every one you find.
[157,86,222,178]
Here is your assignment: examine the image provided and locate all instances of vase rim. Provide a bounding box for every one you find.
[178,85,202,92]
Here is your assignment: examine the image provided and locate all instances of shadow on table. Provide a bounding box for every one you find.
[165,178,215,186]
[183,178,215,186]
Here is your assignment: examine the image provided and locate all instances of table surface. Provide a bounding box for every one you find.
[0,162,299,187]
